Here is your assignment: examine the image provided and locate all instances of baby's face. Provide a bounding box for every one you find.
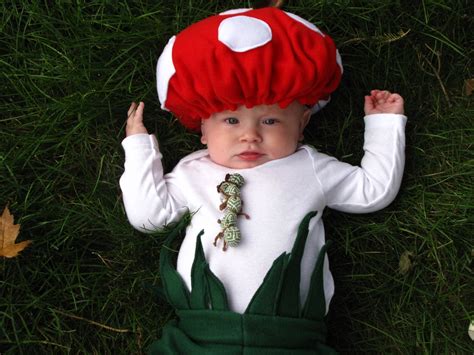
[201,102,311,169]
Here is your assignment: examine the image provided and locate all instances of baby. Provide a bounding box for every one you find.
[120,7,406,354]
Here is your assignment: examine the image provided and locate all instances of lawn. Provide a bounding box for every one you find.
[1,0,472,353]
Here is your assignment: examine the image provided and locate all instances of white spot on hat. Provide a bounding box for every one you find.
[336,49,343,74]
[284,12,324,36]
[218,16,272,52]
[311,97,330,114]
[156,36,176,110]
[219,8,252,16]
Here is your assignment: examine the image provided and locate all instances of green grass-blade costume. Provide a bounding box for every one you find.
[149,212,337,354]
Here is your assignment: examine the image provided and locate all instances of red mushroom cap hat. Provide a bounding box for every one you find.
[156,7,343,131]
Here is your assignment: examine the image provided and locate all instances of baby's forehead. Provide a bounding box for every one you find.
[216,102,307,115]
[217,104,280,115]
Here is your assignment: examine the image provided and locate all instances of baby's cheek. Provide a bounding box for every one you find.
[272,143,298,160]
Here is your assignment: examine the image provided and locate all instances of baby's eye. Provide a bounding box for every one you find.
[225,117,239,124]
[262,118,277,125]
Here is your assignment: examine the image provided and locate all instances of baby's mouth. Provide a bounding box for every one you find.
[238,151,264,161]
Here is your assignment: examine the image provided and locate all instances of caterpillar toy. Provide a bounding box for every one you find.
[214,173,249,251]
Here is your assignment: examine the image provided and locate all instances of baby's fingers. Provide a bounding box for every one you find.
[125,101,148,136]
[128,102,138,117]
[388,93,403,103]
[374,90,390,102]
[364,94,376,108]
[127,101,145,121]
[134,101,145,120]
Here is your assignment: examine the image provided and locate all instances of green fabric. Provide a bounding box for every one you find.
[148,311,336,354]
[149,211,337,354]
[277,211,317,318]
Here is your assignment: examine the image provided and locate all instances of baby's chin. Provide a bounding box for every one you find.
[212,160,268,170]
[207,155,269,169]
[230,161,267,169]
[210,152,296,169]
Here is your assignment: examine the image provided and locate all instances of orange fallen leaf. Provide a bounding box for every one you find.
[0,207,31,258]
[465,79,474,96]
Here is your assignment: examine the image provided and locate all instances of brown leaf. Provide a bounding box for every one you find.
[398,250,415,275]
[465,79,474,96]
[0,207,31,258]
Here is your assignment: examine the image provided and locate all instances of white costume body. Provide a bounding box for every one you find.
[120,113,407,314]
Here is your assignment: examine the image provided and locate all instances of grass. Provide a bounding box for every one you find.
[1,0,472,353]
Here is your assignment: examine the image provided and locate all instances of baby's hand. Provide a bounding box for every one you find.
[126,101,148,136]
[364,90,404,115]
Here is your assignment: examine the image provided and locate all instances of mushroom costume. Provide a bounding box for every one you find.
[118,6,407,355]
[149,8,343,353]
[156,7,343,131]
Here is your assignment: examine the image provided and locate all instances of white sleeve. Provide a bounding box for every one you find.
[313,114,407,213]
[119,134,188,232]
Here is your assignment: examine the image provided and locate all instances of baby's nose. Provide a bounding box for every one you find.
[240,126,262,142]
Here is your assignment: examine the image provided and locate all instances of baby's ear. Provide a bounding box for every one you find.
[301,108,312,130]
[298,109,311,141]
